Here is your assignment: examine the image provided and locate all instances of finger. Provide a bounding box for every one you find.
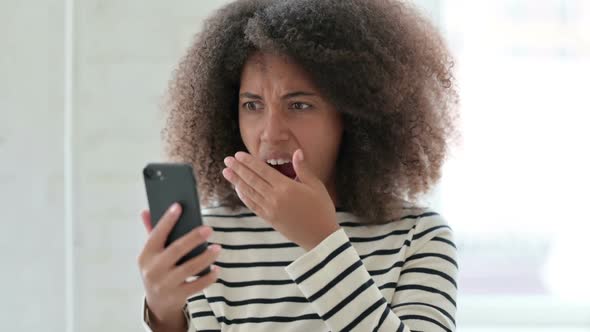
[167,243,221,284]
[224,156,273,196]
[145,202,182,253]
[292,148,322,187]
[234,151,285,186]
[180,265,220,297]
[222,167,267,208]
[158,225,213,269]
[236,187,266,217]
[141,209,153,233]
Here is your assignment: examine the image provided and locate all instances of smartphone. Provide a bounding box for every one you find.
[142,162,211,277]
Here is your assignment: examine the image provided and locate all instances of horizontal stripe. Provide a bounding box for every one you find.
[217,313,321,325]
[202,212,256,218]
[405,252,458,268]
[207,295,308,306]
[396,284,456,307]
[215,256,402,271]
[215,278,294,287]
[400,267,457,288]
[212,226,275,232]
[219,242,298,250]
[214,260,291,268]
[400,211,439,220]
[349,227,415,243]
[339,211,439,227]
[378,282,398,290]
[359,240,411,259]
[432,236,456,248]
[368,260,405,276]
[391,301,455,326]
[399,314,452,332]
[213,234,409,252]
[340,221,378,227]
[191,310,215,318]
[412,225,451,241]
[188,294,206,302]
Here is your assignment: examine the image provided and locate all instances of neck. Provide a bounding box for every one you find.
[325,175,340,209]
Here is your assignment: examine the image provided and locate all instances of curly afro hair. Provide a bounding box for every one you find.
[161,0,462,224]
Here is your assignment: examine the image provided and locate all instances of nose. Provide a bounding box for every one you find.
[260,107,289,143]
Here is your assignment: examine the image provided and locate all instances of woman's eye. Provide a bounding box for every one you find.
[243,102,260,111]
[291,102,311,110]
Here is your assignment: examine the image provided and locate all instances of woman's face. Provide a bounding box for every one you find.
[238,51,343,205]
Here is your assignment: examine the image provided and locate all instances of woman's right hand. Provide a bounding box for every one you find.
[137,202,221,328]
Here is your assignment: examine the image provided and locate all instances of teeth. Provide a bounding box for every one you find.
[266,159,291,165]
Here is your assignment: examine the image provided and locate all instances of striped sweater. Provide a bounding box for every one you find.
[142,205,458,332]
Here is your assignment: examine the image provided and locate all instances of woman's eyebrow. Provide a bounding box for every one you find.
[281,91,317,99]
[239,92,263,100]
[239,91,317,100]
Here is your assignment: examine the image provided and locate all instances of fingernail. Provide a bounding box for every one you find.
[297,149,304,161]
[210,244,221,253]
[169,203,179,213]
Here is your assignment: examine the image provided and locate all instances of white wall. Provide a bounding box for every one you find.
[1,0,66,330]
[73,1,237,330]
[1,1,229,331]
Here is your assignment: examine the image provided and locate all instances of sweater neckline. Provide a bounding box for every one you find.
[202,204,357,221]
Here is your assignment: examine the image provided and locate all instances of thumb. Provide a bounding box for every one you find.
[292,149,319,186]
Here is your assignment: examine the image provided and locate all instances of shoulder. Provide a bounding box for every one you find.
[342,205,451,232]
[338,206,453,246]
[405,207,453,240]
[400,207,456,257]
[355,206,455,248]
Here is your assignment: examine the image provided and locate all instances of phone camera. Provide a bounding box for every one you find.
[143,167,156,179]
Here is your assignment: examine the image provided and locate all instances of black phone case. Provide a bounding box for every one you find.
[143,162,211,277]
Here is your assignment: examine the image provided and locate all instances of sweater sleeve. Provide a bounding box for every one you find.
[284,219,458,332]
[141,296,153,332]
[141,295,195,332]
[391,221,458,331]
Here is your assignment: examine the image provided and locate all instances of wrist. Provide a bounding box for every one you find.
[145,301,188,331]
[303,223,340,251]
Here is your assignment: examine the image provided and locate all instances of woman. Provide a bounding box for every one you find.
[138,0,461,331]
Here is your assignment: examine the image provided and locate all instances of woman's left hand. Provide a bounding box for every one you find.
[222,149,340,251]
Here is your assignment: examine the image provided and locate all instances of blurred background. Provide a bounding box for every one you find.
[1,0,589,331]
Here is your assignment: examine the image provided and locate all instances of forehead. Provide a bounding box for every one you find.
[240,51,316,88]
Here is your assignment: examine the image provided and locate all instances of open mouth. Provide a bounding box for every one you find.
[267,161,297,180]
